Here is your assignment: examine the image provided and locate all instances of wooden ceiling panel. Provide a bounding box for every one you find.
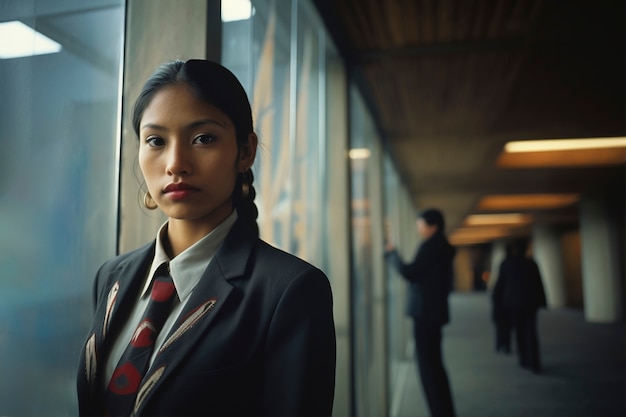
[314,0,625,243]
[336,0,543,49]
[363,52,524,138]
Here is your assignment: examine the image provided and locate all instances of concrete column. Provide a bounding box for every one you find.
[454,247,475,292]
[119,0,209,252]
[532,225,566,308]
[580,197,623,322]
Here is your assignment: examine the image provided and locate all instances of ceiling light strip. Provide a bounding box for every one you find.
[504,137,626,153]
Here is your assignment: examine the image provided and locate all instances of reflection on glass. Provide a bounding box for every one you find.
[349,86,388,417]
[224,0,327,265]
[222,1,351,415]
[0,1,124,415]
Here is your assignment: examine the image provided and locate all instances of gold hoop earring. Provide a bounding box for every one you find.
[144,191,158,210]
[240,169,252,199]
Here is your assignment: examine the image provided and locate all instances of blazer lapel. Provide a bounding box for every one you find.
[99,244,155,352]
[132,219,257,415]
[79,243,154,412]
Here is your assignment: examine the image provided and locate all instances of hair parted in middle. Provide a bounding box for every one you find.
[132,59,259,234]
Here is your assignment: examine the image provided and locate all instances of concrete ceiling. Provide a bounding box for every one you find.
[314,0,625,244]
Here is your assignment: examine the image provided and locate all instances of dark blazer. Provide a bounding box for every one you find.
[493,255,546,312]
[387,232,456,326]
[77,218,336,417]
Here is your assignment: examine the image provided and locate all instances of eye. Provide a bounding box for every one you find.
[145,136,165,147]
[193,134,217,145]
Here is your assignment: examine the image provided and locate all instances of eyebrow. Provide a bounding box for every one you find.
[140,118,227,131]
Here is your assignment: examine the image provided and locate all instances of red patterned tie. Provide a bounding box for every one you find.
[103,266,176,416]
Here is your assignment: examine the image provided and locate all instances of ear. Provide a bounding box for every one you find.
[238,132,258,173]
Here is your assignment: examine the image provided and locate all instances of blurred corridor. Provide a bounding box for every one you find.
[394,292,626,417]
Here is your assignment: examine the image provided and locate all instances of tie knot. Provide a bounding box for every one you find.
[151,274,176,302]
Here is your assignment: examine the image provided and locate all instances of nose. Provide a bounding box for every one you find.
[165,142,192,176]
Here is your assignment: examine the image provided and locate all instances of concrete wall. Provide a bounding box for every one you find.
[119,0,208,253]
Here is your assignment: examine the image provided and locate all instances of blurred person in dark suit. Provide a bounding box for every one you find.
[491,242,513,354]
[386,208,456,417]
[493,237,546,373]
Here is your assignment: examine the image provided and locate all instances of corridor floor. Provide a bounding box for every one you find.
[392,292,625,417]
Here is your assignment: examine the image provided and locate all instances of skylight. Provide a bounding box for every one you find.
[0,21,62,59]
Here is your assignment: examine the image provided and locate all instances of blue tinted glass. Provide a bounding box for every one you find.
[0,1,123,415]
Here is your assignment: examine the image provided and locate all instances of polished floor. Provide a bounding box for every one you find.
[392,292,626,417]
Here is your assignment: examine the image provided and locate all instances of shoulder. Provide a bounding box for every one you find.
[525,257,542,273]
[254,240,326,278]
[422,234,455,258]
[93,242,154,292]
[249,242,334,331]
[500,257,513,267]
[97,242,154,275]
[422,233,446,250]
[249,239,331,295]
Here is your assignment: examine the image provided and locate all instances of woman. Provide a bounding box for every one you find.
[77,59,336,416]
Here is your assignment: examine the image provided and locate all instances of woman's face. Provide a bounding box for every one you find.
[138,83,255,228]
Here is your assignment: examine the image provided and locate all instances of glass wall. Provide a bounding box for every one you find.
[383,154,421,412]
[222,0,351,415]
[0,1,124,415]
[349,87,389,417]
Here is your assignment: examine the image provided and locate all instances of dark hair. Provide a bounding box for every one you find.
[419,208,446,232]
[132,59,259,234]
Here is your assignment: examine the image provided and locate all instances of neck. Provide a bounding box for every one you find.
[164,211,233,258]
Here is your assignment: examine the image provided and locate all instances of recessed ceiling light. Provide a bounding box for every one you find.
[449,226,511,245]
[0,21,62,59]
[477,194,580,211]
[465,213,532,226]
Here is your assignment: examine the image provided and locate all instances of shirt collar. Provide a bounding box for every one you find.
[142,210,238,301]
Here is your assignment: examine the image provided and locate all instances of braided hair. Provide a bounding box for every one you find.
[132,59,259,235]
[233,168,259,235]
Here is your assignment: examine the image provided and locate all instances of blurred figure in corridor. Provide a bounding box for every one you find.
[492,237,546,373]
[386,208,456,417]
[491,242,513,354]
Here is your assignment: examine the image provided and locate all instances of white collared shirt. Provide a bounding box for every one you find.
[104,210,238,385]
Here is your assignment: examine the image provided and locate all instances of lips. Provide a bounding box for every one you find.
[163,183,198,193]
[163,183,199,200]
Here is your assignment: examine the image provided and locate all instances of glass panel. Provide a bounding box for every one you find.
[383,154,418,406]
[222,1,351,414]
[251,2,295,253]
[224,0,294,252]
[0,1,124,415]
[292,0,322,262]
[349,86,388,417]
[322,34,351,417]
[225,0,339,266]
